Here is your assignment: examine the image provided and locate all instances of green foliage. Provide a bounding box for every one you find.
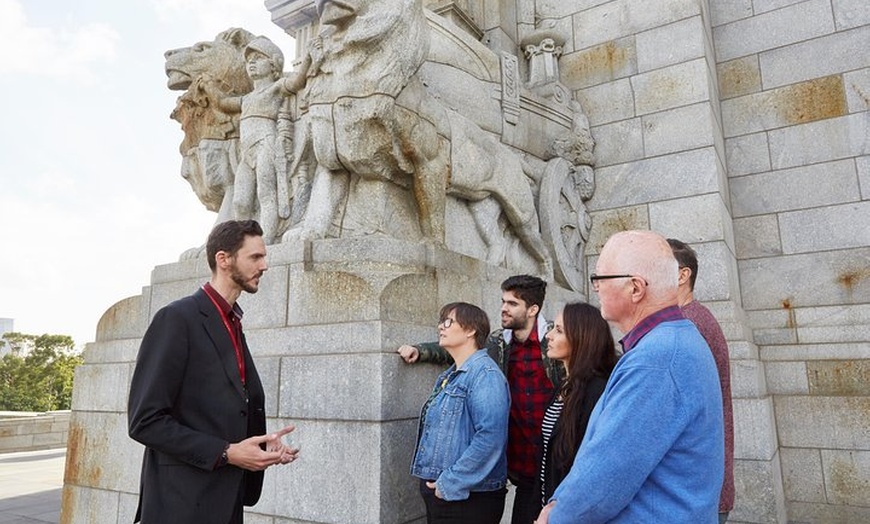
[0,332,83,412]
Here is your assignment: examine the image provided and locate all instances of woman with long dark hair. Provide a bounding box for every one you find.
[537,302,619,509]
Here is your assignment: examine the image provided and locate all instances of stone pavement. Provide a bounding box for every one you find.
[0,448,64,523]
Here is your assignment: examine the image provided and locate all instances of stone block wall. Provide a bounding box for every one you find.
[711,0,870,521]
[0,411,70,452]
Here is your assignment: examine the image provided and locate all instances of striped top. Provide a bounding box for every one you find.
[539,397,564,506]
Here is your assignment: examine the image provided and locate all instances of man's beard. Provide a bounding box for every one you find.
[502,314,527,330]
[231,266,260,294]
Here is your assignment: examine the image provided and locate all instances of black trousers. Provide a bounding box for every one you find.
[420,479,507,524]
[510,476,540,524]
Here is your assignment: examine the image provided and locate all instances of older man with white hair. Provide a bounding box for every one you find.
[536,230,724,524]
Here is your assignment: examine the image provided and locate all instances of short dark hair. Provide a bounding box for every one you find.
[206,220,264,272]
[667,238,698,291]
[501,275,547,309]
[439,302,490,349]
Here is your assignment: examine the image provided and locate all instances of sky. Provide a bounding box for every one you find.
[0,0,296,347]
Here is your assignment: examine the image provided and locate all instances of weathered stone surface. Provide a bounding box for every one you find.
[781,202,870,254]
[787,501,870,523]
[61,485,123,524]
[845,68,870,113]
[725,132,771,178]
[722,75,847,137]
[586,206,650,255]
[856,155,870,202]
[733,397,779,460]
[709,0,752,28]
[821,449,870,507]
[636,16,705,73]
[764,361,809,395]
[631,58,710,116]
[768,113,869,170]
[780,446,826,502]
[649,193,727,244]
[257,419,424,523]
[730,158,859,217]
[807,360,870,396]
[775,396,870,449]
[713,0,834,62]
[571,0,699,51]
[717,55,762,100]
[588,118,644,167]
[642,102,715,156]
[753,0,806,15]
[731,358,768,398]
[731,453,788,524]
[733,215,782,259]
[575,78,636,126]
[70,363,131,412]
[759,25,870,89]
[834,0,870,30]
[589,148,719,211]
[739,248,870,310]
[560,37,637,90]
[66,411,138,493]
[760,342,870,361]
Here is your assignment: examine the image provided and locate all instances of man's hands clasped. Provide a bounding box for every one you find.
[226,425,300,472]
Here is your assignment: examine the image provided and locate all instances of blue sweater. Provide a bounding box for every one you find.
[549,319,724,523]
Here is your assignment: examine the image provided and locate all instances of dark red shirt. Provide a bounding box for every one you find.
[202,282,246,384]
[506,323,554,480]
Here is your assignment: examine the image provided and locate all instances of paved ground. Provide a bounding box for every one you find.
[0,448,64,524]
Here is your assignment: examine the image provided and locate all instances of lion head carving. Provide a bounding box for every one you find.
[165,28,255,215]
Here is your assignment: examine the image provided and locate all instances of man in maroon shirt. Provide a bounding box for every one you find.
[398,275,564,524]
[668,238,735,523]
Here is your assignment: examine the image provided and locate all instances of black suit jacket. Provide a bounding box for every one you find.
[128,288,266,523]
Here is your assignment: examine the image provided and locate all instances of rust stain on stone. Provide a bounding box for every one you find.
[563,40,635,84]
[717,56,761,99]
[827,452,870,505]
[60,485,75,524]
[837,268,870,291]
[781,298,797,329]
[64,420,102,488]
[807,360,870,396]
[779,75,846,125]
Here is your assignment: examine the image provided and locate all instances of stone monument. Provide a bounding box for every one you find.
[63,0,870,523]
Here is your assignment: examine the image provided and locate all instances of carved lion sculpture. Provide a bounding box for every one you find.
[289,0,552,274]
[165,28,255,225]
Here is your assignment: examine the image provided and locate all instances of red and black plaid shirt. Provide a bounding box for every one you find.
[506,323,554,481]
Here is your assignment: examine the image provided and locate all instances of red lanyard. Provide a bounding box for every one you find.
[203,287,246,385]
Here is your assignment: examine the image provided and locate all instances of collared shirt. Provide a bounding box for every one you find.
[202,282,246,384]
[619,305,684,353]
[506,321,554,480]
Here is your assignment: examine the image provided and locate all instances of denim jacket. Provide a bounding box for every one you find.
[410,350,510,501]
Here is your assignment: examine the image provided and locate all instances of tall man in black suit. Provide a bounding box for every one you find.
[128,220,298,524]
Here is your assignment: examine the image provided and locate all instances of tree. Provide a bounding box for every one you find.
[0,332,83,411]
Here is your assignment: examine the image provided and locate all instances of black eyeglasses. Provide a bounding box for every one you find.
[438,318,455,329]
[589,273,640,290]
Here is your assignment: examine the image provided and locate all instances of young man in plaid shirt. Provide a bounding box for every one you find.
[399,275,564,524]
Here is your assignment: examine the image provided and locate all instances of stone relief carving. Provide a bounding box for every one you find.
[164,0,598,289]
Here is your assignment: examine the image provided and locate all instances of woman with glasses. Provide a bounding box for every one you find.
[410,302,511,523]
[536,302,619,512]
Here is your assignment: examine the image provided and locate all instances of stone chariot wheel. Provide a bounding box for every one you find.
[538,157,592,293]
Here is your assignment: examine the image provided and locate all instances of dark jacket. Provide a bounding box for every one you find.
[536,375,609,507]
[415,316,565,389]
[128,288,266,524]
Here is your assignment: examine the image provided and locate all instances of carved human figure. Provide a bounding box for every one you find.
[207,37,309,244]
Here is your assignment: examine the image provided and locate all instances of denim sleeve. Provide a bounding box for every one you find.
[435,367,510,501]
[415,342,454,365]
